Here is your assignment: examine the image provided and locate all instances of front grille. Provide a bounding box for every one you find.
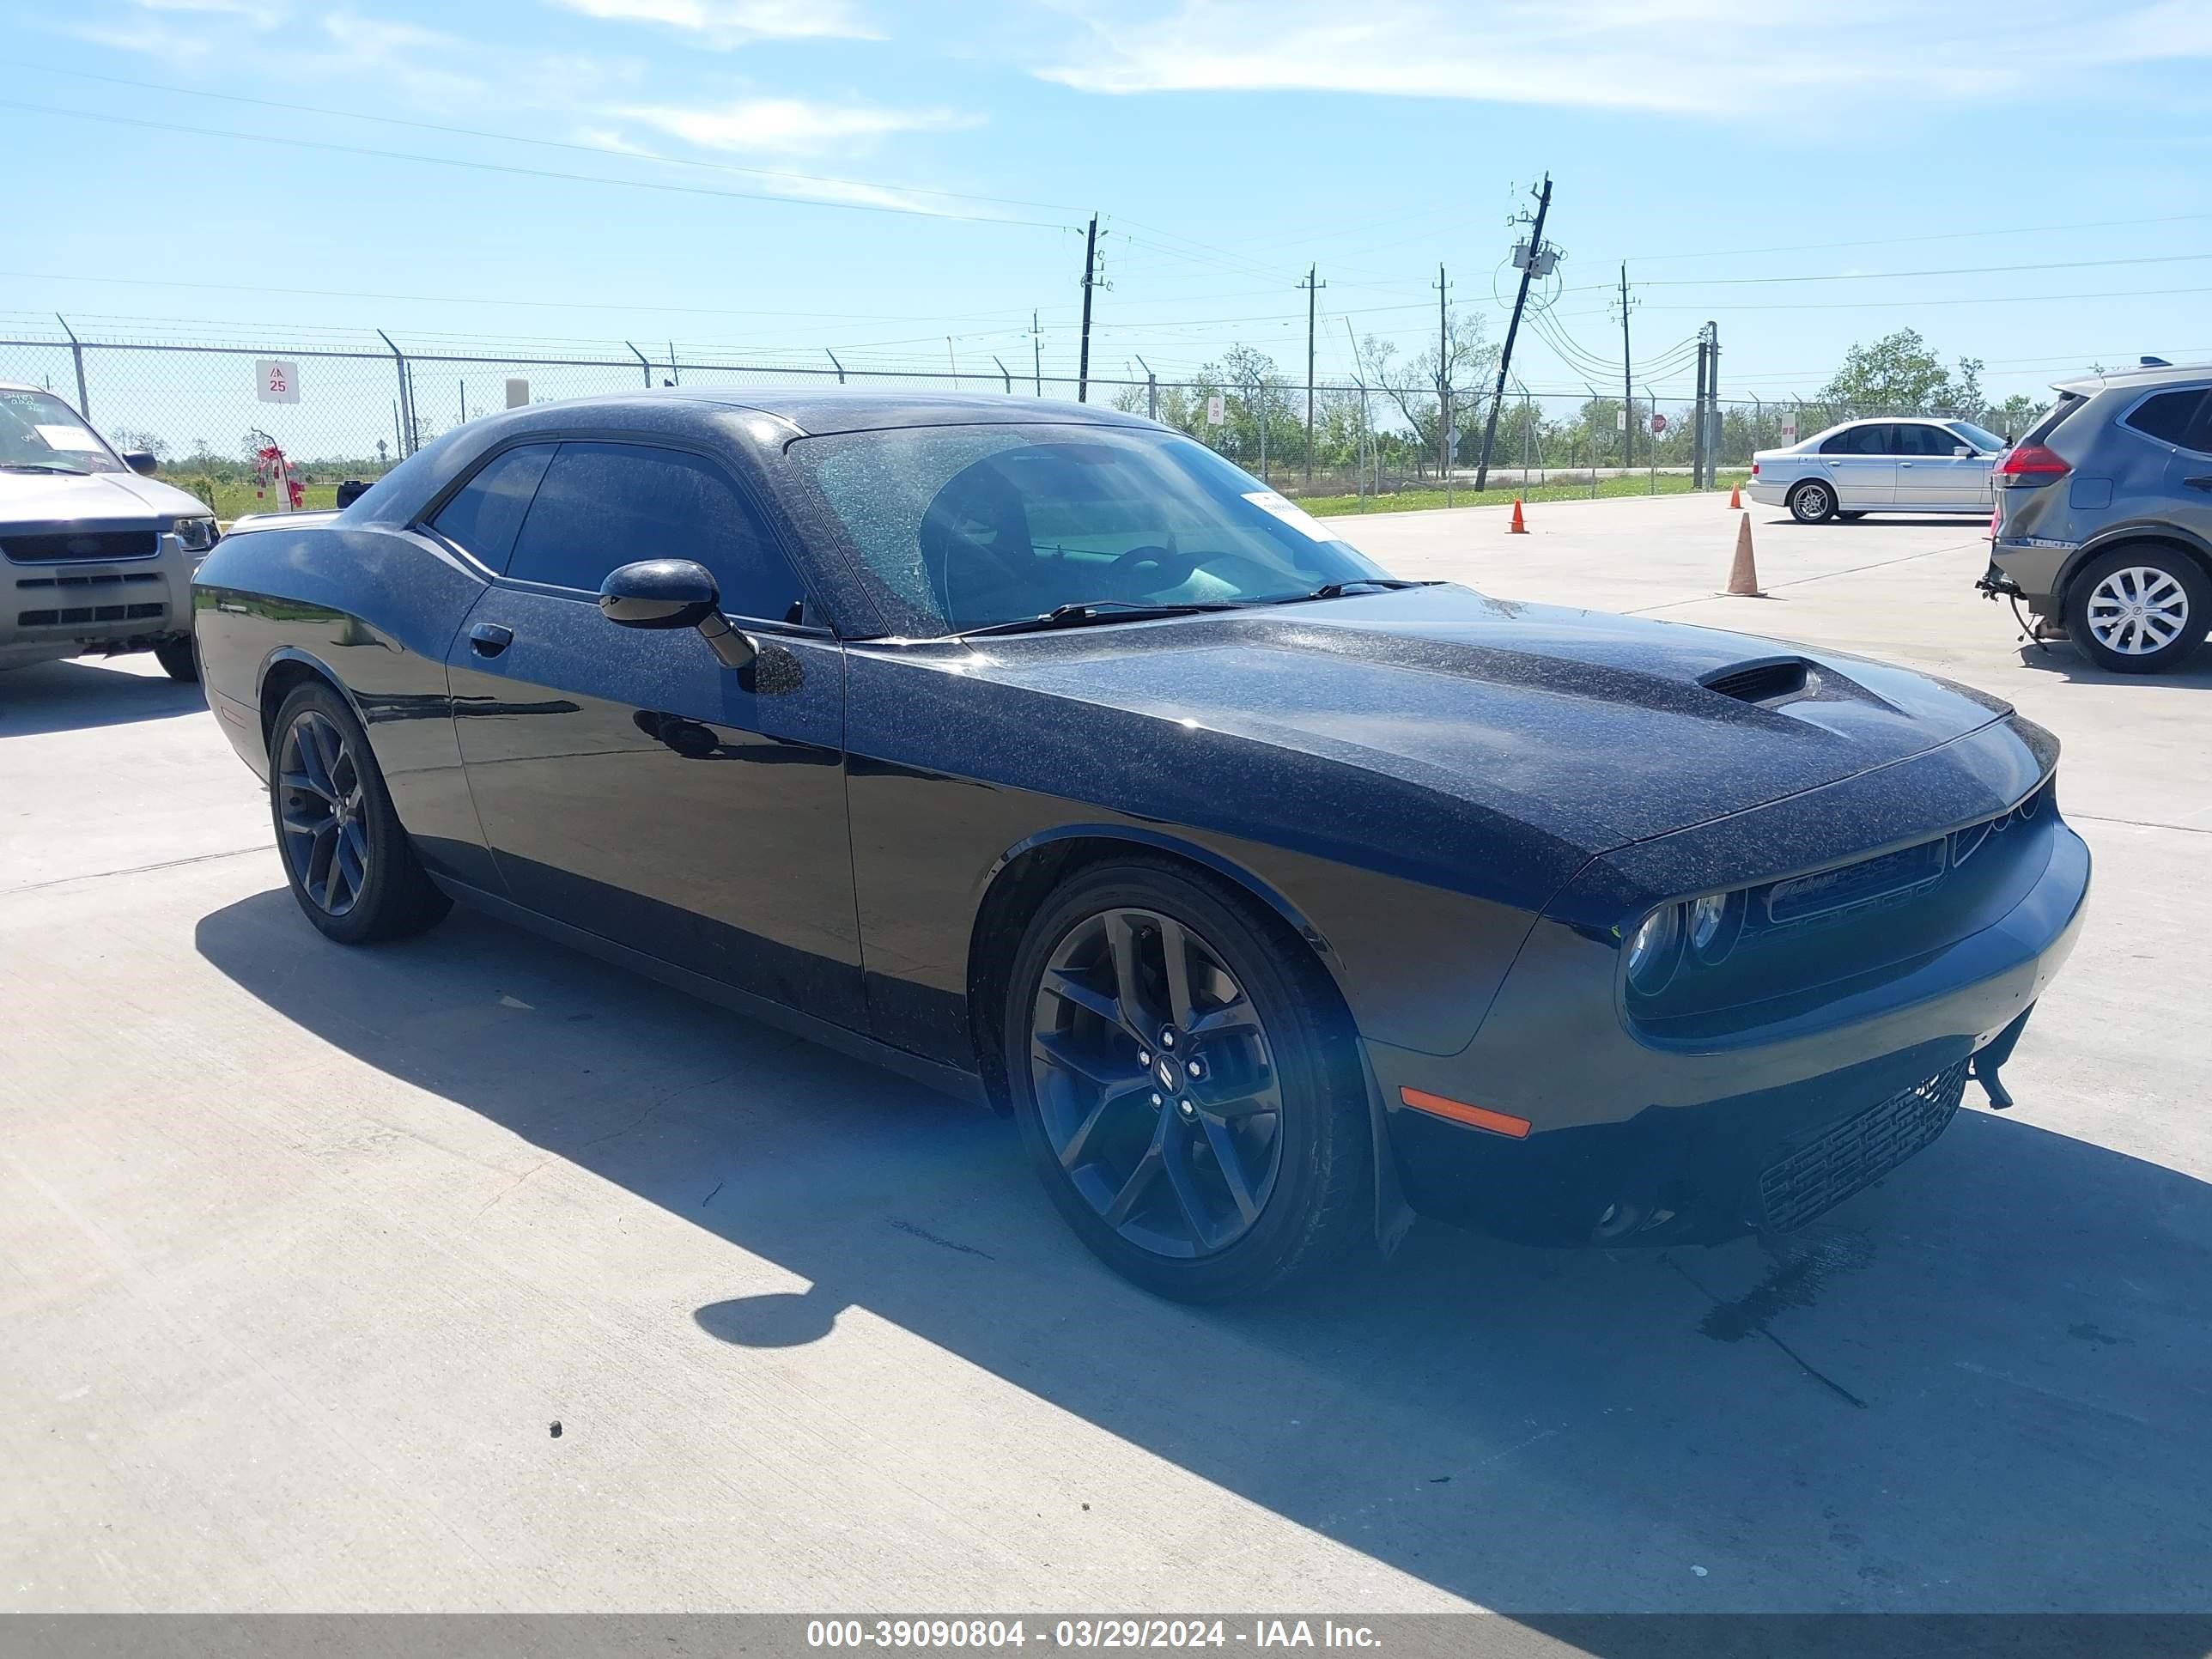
[2,530,160,563]
[15,570,163,591]
[1758,1061,1969,1231]
[17,602,166,628]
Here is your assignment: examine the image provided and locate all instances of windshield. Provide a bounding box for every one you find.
[0,388,126,474]
[1947,420,2008,453]
[790,423,1391,636]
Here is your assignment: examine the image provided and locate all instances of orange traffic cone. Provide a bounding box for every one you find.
[1725,512,1765,597]
[1507,498,1528,534]
[1728,483,1742,509]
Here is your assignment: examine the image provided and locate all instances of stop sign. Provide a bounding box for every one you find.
[1650,412,1668,434]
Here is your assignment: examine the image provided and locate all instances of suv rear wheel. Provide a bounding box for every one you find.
[2063,546,2211,674]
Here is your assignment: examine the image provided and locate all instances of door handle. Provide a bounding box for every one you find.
[2185,477,2212,492]
[1899,461,1914,468]
[469,622,514,658]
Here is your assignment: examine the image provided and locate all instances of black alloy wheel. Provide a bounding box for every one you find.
[1007,861,1367,1302]
[269,682,451,944]
[277,707,372,919]
[1031,906,1284,1257]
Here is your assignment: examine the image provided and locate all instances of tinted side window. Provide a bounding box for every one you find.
[2124,389,2211,448]
[505,441,808,620]
[1894,424,1954,456]
[428,443,554,569]
[1822,425,1891,456]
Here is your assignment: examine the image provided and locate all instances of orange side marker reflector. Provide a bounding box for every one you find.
[1398,1086,1530,1139]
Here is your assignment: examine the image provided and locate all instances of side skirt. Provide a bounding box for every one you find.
[429,874,991,1110]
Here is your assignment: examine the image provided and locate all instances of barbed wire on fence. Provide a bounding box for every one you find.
[0,318,2041,501]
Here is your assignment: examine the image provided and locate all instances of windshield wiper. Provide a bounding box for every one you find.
[958,599,1243,638]
[1267,578,1442,605]
[0,461,91,475]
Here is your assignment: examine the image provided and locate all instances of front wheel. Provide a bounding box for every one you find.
[270,681,452,943]
[153,635,198,682]
[1005,860,1369,1303]
[2064,548,2211,674]
[1789,479,1837,524]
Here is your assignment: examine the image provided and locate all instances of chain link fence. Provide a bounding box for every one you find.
[1,320,2040,514]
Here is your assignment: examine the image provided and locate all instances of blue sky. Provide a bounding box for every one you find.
[5,0,2212,407]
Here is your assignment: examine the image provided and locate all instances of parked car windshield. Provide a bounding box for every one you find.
[1946,421,2008,452]
[0,388,127,474]
[791,423,1392,636]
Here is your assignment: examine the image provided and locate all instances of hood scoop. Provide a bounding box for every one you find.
[1700,656,1817,707]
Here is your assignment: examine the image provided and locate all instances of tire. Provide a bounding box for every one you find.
[154,635,198,682]
[269,681,451,944]
[1004,859,1369,1303]
[1789,479,1837,524]
[2063,546,2212,675]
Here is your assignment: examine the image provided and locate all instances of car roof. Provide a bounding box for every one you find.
[2051,361,2212,396]
[511,385,1154,439]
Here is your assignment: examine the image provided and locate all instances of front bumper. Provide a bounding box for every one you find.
[1,531,203,668]
[1367,758,2091,1246]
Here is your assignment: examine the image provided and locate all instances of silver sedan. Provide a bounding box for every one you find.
[1747,417,2009,524]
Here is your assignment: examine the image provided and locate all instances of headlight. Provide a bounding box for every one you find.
[1687,890,1742,963]
[174,516,218,554]
[1625,904,1683,994]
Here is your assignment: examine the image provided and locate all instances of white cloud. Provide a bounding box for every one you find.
[548,0,880,46]
[132,0,284,20]
[609,96,979,157]
[1032,0,2212,115]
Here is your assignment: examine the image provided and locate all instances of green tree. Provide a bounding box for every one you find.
[1821,329,1985,415]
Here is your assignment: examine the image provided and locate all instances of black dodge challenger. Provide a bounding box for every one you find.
[192,391,2089,1300]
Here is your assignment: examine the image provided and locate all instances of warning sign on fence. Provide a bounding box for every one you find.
[256,361,301,404]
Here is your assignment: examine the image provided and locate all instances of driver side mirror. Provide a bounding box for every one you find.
[1954,445,1972,458]
[601,562,756,672]
[123,451,159,476]
[599,559,756,671]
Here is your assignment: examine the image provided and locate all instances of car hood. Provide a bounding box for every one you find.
[964,585,2014,855]
[0,467,210,526]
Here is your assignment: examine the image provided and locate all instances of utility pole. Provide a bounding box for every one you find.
[1705,320,1721,484]
[1297,264,1325,484]
[1618,264,1635,471]
[1030,312,1042,396]
[1692,331,1710,489]
[1435,264,1452,501]
[1475,173,1555,492]
[1076,215,1099,404]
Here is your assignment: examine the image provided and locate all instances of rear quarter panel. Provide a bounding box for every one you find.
[192,520,496,888]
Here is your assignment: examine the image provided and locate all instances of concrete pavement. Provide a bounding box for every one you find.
[3,498,2209,1616]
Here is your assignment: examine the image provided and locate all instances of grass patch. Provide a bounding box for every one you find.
[1302,471,1751,518]
[173,479,347,521]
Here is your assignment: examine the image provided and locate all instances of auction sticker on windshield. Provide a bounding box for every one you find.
[1242,489,1334,542]
[34,424,104,450]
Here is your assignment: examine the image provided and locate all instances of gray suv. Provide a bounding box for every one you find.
[1980,362,2212,673]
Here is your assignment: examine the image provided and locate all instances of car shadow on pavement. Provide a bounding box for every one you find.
[0,657,204,736]
[196,889,2212,1618]
[2011,644,2212,687]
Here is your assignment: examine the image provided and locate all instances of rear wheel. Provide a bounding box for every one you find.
[1005,860,1368,1302]
[1789,480,1837,524]
[154,635,198,682]
[270,682,451,943]
[2063,547,2211,674]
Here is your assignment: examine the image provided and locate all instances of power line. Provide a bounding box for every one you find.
[0,58,1083,215]
[1624,210,2212,265]
[0,98,1069,228]
[1559,250,2212,295]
